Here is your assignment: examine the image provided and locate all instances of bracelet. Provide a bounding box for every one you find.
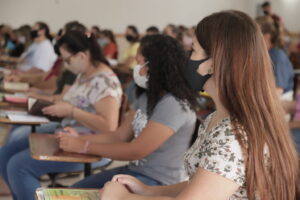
[80,141,90,154]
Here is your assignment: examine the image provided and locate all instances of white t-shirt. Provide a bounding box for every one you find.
[19,39,57,72]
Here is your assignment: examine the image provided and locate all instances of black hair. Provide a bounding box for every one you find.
[137,35,198,115]
[64,21,87,33]
[262,1,270,8]
[166,24,179,35]
[146,26,160,34]
[127,25,139,42]
[92,26,101,33]
[102,29,117,44]
[56,30,109,66]
[36,22,52,41]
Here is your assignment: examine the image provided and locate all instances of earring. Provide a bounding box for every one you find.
[208,67,213,74]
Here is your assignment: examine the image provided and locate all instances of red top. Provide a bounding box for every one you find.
[104,42,118,59]
[43,58,63,81]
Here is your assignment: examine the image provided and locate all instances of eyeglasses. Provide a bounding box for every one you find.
[62,54,74,65]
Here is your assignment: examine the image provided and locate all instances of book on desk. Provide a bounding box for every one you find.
[3,82,29,92]
[35,188,101,200]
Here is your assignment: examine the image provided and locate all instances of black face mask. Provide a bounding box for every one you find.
[30,30,38,39]
[126,35,136,42]
[185,58,211,92]
[263,10,270,15]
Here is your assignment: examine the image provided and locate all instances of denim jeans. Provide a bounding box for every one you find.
[72,165,163,188]
[0,122,110,200]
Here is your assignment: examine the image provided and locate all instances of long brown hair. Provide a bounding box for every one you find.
[195,10,298,200]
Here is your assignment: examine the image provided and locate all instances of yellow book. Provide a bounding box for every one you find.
[35,188,101,200]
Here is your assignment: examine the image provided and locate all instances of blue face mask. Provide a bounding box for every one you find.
[185,58,211,92]
[98,38,109,47]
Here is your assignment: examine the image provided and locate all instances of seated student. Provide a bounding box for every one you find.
[119,25,140,70]
[163,24,179,39]
[90,25,101,40]
[0,25,16,55]
[22,21,87,93]
[26,62,77,101]
[3,22,57,74]
[101,11,298,200]
[55,34,198,189]
[0,30,122,200]
[256,16,294,100]
[99,29,118,60]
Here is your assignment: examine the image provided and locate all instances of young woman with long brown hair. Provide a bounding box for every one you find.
[100,10,298,200]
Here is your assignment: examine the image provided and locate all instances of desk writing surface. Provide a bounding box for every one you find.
[30,133,101,163]
[0,100,27,109]
[0,116,48,125]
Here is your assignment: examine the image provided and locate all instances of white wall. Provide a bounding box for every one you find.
[0,0,250,33]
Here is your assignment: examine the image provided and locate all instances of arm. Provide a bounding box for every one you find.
[8,71,45,84]
[78,110,136,143]
[0,55,23,64]
[43,96,120,132]
[102,169,239,200]
[60,119,175,160]
[111,174,187,197]
[84,120,175,160]
[72,96,119,132]
[27,85,71,102]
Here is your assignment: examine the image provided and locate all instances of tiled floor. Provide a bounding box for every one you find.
[0,161,128,200]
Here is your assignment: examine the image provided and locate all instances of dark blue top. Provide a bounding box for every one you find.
[269,47,294,93]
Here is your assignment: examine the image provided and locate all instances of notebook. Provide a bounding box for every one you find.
[28,98,62,122]
[7,113,49,123]
[4,94,28,104]
[35,188,101,200]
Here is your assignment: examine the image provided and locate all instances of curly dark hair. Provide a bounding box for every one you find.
[137,34,199,115]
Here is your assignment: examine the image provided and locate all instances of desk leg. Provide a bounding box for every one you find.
[84,163,92,177]
[31,125,36,133]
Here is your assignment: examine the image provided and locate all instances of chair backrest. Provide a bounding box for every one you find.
[43,58,63,81]
[118,94,128,126]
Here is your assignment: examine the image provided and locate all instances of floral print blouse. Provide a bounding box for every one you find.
[184,113,248,199]
[61,70,122,132]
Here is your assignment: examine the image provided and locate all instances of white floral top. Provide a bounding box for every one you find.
[61,70,122,132]
[184,113,248,199]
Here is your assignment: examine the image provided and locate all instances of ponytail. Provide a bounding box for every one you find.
[86,33,110,66]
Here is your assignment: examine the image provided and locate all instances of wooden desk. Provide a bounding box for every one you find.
[30,134,102,177]
[0,116,48,132]
[0,101,27,109]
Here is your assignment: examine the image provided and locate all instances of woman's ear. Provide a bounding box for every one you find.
[77,51,87,60]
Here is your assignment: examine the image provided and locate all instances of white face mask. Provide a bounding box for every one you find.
[133,62,149,89]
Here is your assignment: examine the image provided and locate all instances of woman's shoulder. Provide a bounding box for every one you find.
[154,94,195,115]
[202,113,247,148]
